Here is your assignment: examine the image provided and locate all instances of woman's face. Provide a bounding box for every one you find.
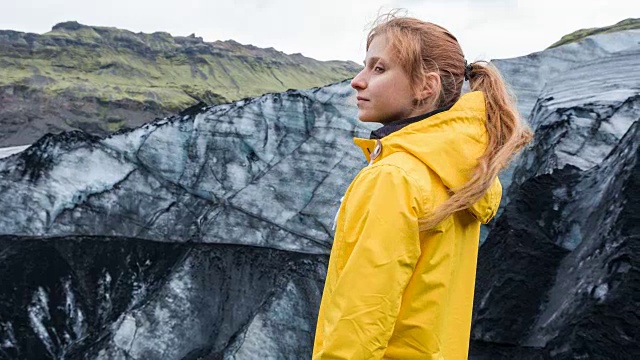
[351,34,418,124]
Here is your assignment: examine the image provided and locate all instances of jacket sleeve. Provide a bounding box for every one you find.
[314,164,424,360]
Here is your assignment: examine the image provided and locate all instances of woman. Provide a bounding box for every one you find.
[312,13,533,360]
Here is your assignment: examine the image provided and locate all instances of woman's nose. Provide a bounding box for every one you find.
[350,70,367,90]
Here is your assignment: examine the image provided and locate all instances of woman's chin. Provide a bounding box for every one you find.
[357,111,378,123]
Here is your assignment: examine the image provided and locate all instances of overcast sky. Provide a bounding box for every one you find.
[1,0,637,63]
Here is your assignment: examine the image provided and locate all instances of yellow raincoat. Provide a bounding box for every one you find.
[312,91,502,359]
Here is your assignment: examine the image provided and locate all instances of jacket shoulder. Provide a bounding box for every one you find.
[374,152,449,213]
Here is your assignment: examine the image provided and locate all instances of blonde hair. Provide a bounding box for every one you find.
[367,12,534,230]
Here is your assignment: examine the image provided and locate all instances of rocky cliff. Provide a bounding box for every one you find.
[0,21,361,147]
[491,28,640,212]
[469,27,640,359]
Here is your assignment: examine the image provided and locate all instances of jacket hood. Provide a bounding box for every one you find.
[353,91,501,224]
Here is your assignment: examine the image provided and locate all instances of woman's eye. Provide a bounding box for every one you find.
[374,66,384,73]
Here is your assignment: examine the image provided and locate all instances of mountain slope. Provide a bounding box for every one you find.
[0,21,361,146]
[549,18,640,48]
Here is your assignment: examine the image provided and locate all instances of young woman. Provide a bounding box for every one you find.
[312,13,533,360]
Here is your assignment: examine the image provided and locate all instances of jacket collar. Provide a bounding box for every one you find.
[352,91,501,224]
[369,105,453,140]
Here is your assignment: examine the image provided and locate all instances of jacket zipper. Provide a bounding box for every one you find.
[332,140,382,231]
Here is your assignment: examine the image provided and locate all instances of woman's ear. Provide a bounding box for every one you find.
[415,72,441,103]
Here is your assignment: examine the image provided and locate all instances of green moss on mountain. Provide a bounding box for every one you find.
[548,18,640,49]
[0,21,361,112]
[0,21,362,146]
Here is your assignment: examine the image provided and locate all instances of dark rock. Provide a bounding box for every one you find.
[0,235,326,359]
[471,122,640,358]
[52,21,85,32]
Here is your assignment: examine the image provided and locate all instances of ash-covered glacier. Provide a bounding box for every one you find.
[0,28,639,360]
[0,82,377,255]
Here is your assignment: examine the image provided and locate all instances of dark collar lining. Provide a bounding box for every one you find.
[369,105,453,140]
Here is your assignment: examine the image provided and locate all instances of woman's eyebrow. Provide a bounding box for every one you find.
[363,56,381,66]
